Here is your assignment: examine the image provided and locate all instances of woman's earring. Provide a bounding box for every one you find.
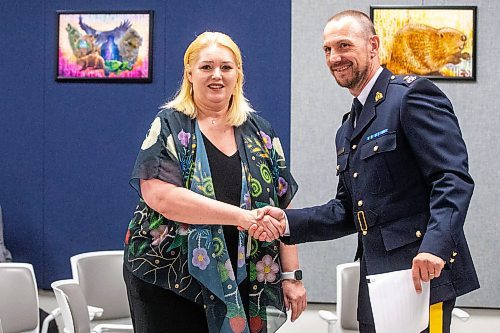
[190,84,193,96]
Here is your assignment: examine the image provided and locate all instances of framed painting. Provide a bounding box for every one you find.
[56,10,153,82]
[370,6,477,80]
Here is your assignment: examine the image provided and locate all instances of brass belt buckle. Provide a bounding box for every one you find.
[357,210,368,235]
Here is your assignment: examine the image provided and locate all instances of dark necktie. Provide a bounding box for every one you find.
[351,97,363,128]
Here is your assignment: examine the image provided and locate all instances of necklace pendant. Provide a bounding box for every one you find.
[211,119,216,125]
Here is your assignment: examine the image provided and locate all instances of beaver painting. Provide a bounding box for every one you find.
[385,24,470,76]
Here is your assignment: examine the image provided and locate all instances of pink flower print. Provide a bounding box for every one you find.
[178,129,190,147]
[192,247,210,270]
[260,131,273,149]
[225,259,236,281]
[150,225,168,246]
[237,245,246,268]
[256,254,279,283]
[278,177,288,197]
[177,223,189,235]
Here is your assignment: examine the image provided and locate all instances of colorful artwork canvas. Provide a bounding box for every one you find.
[370,6,476,80]
[57,11,153,82]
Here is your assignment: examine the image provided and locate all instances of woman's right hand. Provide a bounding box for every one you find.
[239,209,285,242]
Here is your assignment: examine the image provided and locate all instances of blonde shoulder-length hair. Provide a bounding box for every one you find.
[163,31,254,126]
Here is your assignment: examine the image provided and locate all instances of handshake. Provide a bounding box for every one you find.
[240,206,287,242]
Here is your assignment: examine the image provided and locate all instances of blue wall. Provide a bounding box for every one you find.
[0,0,291,288]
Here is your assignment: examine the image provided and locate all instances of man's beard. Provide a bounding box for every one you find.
[334,64,368,90]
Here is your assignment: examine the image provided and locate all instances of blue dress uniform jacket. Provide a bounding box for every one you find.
[285,68,479,324]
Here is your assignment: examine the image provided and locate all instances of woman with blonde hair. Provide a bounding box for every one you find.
[123,32,306,333]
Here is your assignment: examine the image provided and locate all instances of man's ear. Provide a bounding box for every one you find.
[369,35,380,58]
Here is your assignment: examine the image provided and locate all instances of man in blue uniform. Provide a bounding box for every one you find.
[254,9,479,333]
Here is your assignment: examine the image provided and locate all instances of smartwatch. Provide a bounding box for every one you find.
[281,269,303,281]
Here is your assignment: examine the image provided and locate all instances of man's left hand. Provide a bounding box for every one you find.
[411,252,445,293]
[282,279,307,322]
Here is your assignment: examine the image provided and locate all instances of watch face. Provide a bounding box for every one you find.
[294,270,303,280]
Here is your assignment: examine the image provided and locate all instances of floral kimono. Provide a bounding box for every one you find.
[124,108,297,333]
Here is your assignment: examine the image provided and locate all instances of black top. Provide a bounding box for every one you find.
[202,133,249,315]
[202,133,242,269]
[202,133,242,206]
[202,133,241,268]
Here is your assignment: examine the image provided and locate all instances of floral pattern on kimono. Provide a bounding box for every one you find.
[124,108,297,333]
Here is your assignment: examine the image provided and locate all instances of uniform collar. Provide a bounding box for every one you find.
[356,66,383,106]
[348,68,392,141]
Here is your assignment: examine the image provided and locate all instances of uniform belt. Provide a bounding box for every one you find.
[354,210,377,235]
[355,199,429,235]
[357,211,368,235]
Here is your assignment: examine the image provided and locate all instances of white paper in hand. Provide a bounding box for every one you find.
[367,269,429,333]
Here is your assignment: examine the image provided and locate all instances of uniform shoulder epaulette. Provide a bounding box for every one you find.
[389,74,420,87]
[341,111,350,124]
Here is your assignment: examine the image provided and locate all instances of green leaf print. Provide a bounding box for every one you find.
[137,242,149,256]
[217,262,229,282]
[166,234,183,252]
[249,261,257,281]
[149,214,163,230]
[264,287,279,304]
[226,303,245,318]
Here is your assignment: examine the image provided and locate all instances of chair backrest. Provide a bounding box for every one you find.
[0,263,39,333]
[0,205,13,262]
[70,251,130,320]
[51,280,91,333]
[336,262,360,331]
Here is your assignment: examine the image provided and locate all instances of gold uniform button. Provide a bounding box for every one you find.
[415,230,422,238]
[450,258,455,263]
[141,230,147,236]
[209,294,214,300]
[352,144,357,150]
[391,75,396,80]
[336,165,340,171]
[353,172,359,179]
[154,259,160,264]
[373,145,379,152]
[357,200,363,207]
[452,251,458,257]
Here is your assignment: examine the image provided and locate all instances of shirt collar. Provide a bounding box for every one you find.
[356,66,383,106]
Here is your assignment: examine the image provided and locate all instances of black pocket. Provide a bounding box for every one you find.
[380,212,427,251]
[360,132,396,160]
[336,153,349,176]
[360,132,396,194]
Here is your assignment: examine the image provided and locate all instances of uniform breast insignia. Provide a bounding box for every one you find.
[366,129,389,141]
[403,75,417,84]
[375,91,383,102]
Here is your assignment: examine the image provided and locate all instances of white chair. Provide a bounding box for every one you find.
[70,251,131,323]
[318,262,360,333]
[0,263,52,333]
[0,204,13,262]
[318,261,470,333]
[51,279,133,333]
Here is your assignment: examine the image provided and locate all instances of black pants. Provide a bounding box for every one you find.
[359,298,455,333]
[123,265,209,333]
